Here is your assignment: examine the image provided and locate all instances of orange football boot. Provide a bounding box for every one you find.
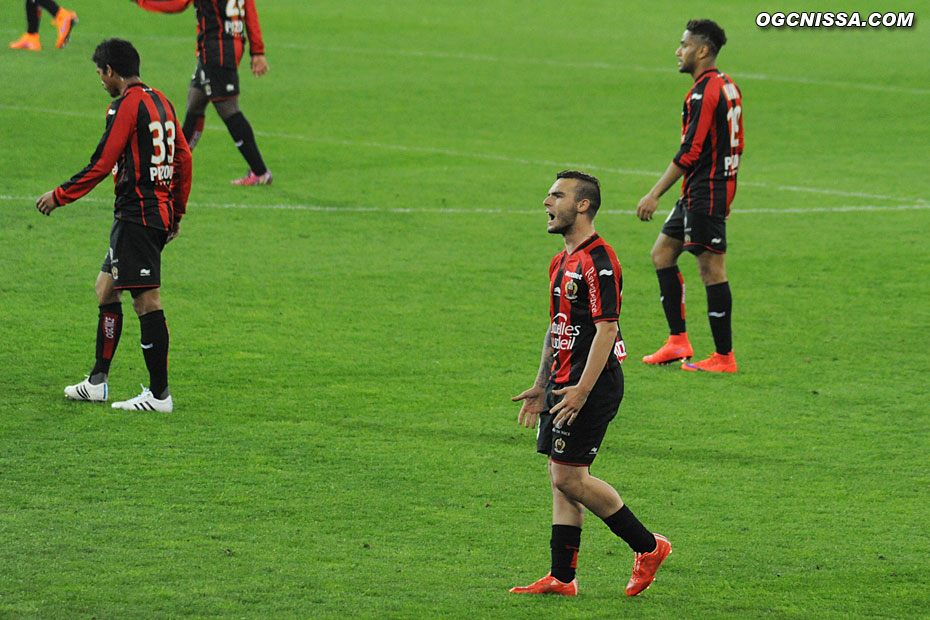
[54,8,78,49]
[509,572,578,596]
[642,333,693,365]
[682,352,738,373]
[231,169,273,186]
[625,533,671,596]
[10,33,41,50]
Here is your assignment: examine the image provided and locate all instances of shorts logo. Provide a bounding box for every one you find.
[588,446,598,456]
[226,83,235,92]
[140,268,151,277]
[564,280,578,301]
[554,438,566,454]
[711,237,722,244]
[205,84,212,96]
[111,266,119,281]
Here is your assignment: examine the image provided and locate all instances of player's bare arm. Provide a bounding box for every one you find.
[550,320,618,428]
[513,327,555,429]
[636,161,685,221]
[251,54,268,77]
[36,190,59,216]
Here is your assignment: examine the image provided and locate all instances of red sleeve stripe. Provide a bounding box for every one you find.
[56,101,135,205]
[674,75,720,171]
[243,0,264,55]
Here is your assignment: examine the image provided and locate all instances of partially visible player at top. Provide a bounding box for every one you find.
[636,19,743,373]
[36,38,192,413]
[131,0,273,186]
[510,171,671,597]
[9,0,78,51]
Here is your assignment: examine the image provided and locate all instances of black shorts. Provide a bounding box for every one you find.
[536,366,623,466]
[101,219,167,290]
[661,199,727,255]
[191,61,240,100]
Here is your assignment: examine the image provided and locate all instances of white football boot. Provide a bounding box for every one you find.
[64,376,108,402]
[112,386,173,413]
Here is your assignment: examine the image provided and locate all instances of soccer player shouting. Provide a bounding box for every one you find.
[511,171,671,597]
[132,0,273,185]
[36,38,192,413]
[636,19,743,372]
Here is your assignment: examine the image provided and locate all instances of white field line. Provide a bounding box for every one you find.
[248,128,928,204]
[4,194,929,216]
[5,24,924,95]
[2,104,926,205]
[274,43,930,96]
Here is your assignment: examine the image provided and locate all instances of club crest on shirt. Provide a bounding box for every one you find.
[564,280,578,301]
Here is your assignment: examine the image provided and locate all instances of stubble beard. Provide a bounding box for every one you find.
[548,213,576,236]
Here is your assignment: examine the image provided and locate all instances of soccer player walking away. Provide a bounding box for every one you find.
[132,0,273,186]
[9,0,78,51]
[510,170,671,597]
[36,38,192,413]
[636,19,743,373]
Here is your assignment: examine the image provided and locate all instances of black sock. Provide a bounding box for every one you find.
[602,506,656,554]
[139,310,170,399]
[26,2,41,33]
[656,266,686,335]
[550,525,581,583]
[221,111,267,175]
[706,281,733,354]
[90,302,123,383]
[182,113,205,150]
[36,0,62,15]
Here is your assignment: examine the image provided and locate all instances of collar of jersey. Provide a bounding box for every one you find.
[694,67,718,82]
[567,233,600,255]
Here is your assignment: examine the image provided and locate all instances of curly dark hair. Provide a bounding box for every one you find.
[92,38,141,78]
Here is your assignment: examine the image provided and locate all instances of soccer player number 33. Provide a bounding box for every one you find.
[149,121,176,165]
[149,120,176,182]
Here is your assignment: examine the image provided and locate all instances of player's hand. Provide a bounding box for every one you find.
[550,384,591,428]
[512,385,545,429]
[636,193,659,221]
[36,190,59,216]
[166,221,180,243]
[251,54,269,77]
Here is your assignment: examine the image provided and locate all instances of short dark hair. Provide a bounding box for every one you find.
[686,19,727,57]
[92,38,141,78]
[556,170,601,216]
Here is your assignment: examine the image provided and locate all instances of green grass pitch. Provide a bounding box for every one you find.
[1,1,928,618]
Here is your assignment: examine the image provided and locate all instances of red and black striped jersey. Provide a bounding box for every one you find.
[548,234,627,385]
[673,68,743,217]
[136,0,265,69]
[55,83,193,232]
